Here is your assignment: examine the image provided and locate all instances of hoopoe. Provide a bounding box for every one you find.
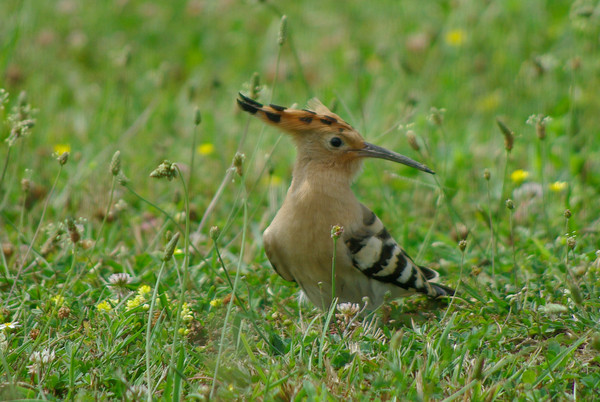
[237,93,454,310]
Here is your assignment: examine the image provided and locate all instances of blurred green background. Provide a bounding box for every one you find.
[3,0,600,306]
[3,0,598,212]
[2,1,600,398]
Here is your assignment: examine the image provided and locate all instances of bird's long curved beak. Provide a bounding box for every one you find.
[357,142,435,174]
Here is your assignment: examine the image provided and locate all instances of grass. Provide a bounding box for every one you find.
[1,0,600,399]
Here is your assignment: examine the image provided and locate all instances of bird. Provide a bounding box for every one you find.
[237,92,454,310]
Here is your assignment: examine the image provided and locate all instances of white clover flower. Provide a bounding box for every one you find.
[337,302,360,317]
[108,273,133,287]
[30,349,55,365]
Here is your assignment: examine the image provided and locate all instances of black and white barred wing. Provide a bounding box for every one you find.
[345,205,454,297]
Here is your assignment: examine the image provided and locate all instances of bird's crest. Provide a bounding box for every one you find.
[237,92,355,136]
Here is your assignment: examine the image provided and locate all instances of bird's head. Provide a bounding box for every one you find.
[237,93,434,175]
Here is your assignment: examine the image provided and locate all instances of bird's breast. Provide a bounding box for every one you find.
[263,189,365,304]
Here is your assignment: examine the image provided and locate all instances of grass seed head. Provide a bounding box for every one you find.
[564,209,572,219]
[6,90,36,146]
[535,119,546,140]
[194,107,202,126]
[110,150,121,176]
[406,130,420,151]
[331,224,344,239]
[473,356,485,380]
[506,199,514,210]
[250,72,260,99]
[278,15,287,46]
[539,303,568,314]
[496,118,514,151]
[58,151,69,166]
[21,178,31,193]
[17,90,27,108]
[457,223,469,240]
[210,225,220,241]
[232,152,245,177]
[0,88,8,109]
[568,280,583,305]
[458,239,467,252]
[117,172,129,186]
[428,107,445,126]
[163,231,180,261]
[150,160,178,181]
[390,330,404,351]
[483,168,491,181]
[567,235,576,250]
[41,227,63,256]
[2,242,15,259]
[527,114,551,140]
[66,218,80,244]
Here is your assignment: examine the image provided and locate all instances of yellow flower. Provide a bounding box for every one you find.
[209,298,222,308]
[260,174,283,188]
[476,91,501,112]
[51,295,65,306]
[180,302,193,321]
[445,29,466,47]
[550,181,567,192]
[126,294,146,311]
[137,285,151,298]
[270,175,282,186]
[53,144,71,155]
[197,143,215,156]
[510,169,530,184]
[96,301,112,312]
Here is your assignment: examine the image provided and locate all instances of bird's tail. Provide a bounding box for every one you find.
[416,265,455,297]
[430,282,455,297]
[419,265,440,282]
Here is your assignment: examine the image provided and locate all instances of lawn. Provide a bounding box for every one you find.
[1,0,600,399]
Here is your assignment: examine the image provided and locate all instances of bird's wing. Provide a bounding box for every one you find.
[344,204,454,297]
[237,92,354,135]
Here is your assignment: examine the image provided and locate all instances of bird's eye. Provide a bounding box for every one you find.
[330,137,343,148]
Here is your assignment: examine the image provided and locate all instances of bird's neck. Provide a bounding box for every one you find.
[288,156,362,203]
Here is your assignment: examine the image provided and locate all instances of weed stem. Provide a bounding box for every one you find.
[211,200,248,398]
[92,176,116,253]
[7,164,63,301]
